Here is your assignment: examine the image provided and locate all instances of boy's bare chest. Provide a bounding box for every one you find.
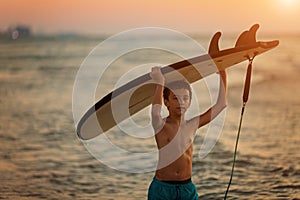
[155,123,195,148]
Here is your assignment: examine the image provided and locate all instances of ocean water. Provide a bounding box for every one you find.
[0,33,300,200]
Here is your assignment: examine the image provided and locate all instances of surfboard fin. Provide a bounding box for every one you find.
[235,24,259,47]
[209,31,221,55]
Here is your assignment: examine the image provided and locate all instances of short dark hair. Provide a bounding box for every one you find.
[163,80,192,100]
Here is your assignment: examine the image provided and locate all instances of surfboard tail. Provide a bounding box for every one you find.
[208,24,279,71]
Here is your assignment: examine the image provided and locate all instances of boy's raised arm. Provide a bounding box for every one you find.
[195,70,227,128]
[150,67,165,131]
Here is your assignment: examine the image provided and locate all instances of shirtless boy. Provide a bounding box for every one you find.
[148,66,227,200]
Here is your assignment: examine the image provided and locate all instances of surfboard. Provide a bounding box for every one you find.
[77,24,279,140]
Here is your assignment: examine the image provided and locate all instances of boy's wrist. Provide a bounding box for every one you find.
[156,78,165,85]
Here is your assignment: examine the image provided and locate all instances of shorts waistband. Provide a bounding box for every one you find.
[154,177,192,185]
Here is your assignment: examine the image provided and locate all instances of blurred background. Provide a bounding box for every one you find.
[0,0,299,199]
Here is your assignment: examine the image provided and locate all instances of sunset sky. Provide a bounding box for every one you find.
[1,0,300,35]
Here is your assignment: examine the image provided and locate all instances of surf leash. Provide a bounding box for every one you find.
[224,57,255,199]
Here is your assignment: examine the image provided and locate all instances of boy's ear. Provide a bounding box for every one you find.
[187,101,191,108]
[164,99,169,108]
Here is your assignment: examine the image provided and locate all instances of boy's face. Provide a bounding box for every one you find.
[164,88,191,115]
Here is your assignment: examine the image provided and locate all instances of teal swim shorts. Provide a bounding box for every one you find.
[148,177,198,200]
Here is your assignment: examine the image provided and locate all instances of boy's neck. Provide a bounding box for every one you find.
[168,113,186,125]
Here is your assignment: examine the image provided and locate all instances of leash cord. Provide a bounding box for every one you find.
[224,58,254,199]
[224,102,246,199]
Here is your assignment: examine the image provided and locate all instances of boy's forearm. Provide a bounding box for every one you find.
[217,70,227,107]
[152,84,164,104]
[151,83,165,130]
[150,66,165,116]
[194,71,228,128]
[210,71,227,118]
[151,83,164,116]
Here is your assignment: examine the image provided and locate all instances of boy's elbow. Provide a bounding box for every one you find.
[151,104,161,116]
[221,100,227,111]
[222,103,227,111]
[216,99,227,109]
[215,101,227,114]
[151,112,161,120]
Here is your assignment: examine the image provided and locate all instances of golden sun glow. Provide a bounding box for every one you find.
[278,0,298,7]
[1,0,300,34]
